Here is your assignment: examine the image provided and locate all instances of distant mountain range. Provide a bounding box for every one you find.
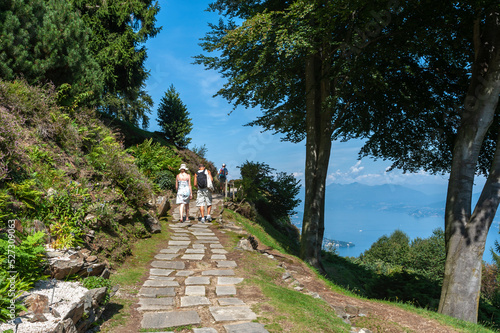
[292,182,448,228]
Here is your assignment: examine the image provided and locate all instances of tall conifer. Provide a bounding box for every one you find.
[156,85,193,148]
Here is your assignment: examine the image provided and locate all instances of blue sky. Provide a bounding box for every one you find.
[143,0,455,192]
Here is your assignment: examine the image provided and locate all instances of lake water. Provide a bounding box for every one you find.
[322,207,500,263]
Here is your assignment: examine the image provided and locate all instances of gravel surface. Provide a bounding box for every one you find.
[0,279,89,333]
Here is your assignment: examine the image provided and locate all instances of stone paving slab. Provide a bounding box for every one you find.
[170,228,188,233]
[185,248,206,254]
[148,276,176,281]
[181,296,211,307]
[218,298,246,306]
[143,280,180,287]
[191,224,210,228]
[193,244,206,249]
[211,254,227,260]
[171,222,192,227]
[176,270,195,276]
[193,328,217,333]
[185,276,211,285]
[216,285,236,296]
[181,254,205,260]
[150,269,174,276]
[211,249,228,254]
[138,297,174,311]
[159,248,182,254]
[185,286,206,296]
[151,261,185,269]
[216,260,237,268]
[210,244,224,249]
[202,269,235,276]
[169,240,191,246]
[195,236,219,240]
[224,322,269,333]
[171,236,191,241]
[209,306,257,322]
[218,277,244,285]
[138,287,176,297]
[142,310,201,329]
[195,240,220,244]
[154,253,179,260]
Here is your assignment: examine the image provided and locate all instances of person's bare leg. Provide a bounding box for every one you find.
[199,206,205,220]
[179,204,185,222]
[186,203,189,221]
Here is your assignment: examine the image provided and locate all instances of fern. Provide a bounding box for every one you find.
[0,232,47,286]
[7,179,43,210]
[0,272,29,323]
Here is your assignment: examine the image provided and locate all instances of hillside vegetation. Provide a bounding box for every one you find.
[0,79,498,333]
[0,79,216,321]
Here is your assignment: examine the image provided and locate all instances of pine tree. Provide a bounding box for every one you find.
[0,0,103,100]
[157,85,193,148]
[71,0,161,127]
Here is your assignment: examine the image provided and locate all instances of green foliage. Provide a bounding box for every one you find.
[336,229,446,311]
[156,85,193,148]
[360,229,445,283]
[0,0,103,101]
[0,190,14,224]
[7,179,43,211]
[35,182,90,249]
[0,232,47,287]
[361,230,410,267]
[0,106,23,182]
[238,160,301,221]
[0,272,29,323]
[86,128,153,205]
[127,138,182,190]
[191,144,208,159]
[81,276,112,304]
[71,0,161,127]
[406,229,446,282]
[478,242,500,330]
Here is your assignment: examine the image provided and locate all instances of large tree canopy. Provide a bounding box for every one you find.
[197,0,500,323]
[70,0,161,127]
[0,0,103,98]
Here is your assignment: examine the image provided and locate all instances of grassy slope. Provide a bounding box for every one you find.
[102,204,494,332]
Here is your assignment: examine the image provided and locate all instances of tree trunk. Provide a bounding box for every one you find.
[300,52,334,269]
[438,9,500,322]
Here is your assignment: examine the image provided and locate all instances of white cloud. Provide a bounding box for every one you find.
[349,160,364,174]
[327,161,449,186]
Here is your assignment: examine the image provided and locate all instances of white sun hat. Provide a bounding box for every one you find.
[179,163,188,170]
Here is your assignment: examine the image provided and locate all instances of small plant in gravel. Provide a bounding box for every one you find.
[81,276,113,304]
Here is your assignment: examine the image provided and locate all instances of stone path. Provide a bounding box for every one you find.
[137,195,269,333]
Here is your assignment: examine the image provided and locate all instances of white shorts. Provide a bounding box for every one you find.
[196,188,212,207]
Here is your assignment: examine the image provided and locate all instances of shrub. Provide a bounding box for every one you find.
[126,138,181,190]
[351,229,446,311]
[0,231,47,287]
[81,276,112,304]
[237,160,301,244]
[360,230,410,267]
[35,182,90,249]
[86,127,153,206]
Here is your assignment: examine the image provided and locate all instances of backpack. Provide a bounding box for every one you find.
[197,170,207,189]
[218,168,226,179]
